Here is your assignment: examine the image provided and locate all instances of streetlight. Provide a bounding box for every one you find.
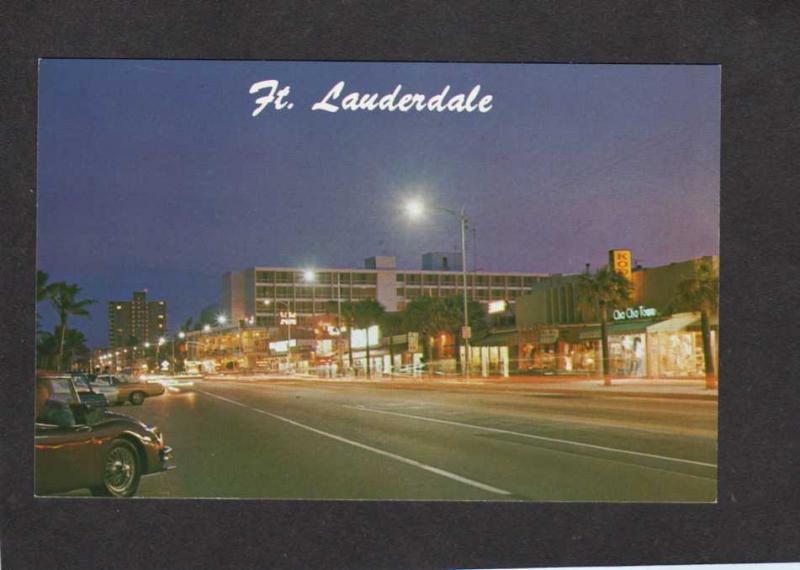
[217,314,227,326]
[203,324,211,332]
[404,198,472,377]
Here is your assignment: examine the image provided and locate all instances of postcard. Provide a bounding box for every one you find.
[35,60,719,501]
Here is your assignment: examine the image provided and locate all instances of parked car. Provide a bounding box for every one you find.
[91,374,166,405]
[35,375,173,497]
[72,374,119,405]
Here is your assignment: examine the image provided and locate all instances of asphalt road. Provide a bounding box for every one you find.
[92,378,717,501]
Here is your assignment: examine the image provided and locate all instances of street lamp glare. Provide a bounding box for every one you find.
[217,314,227,325]
[178,331,186,339]
[203,324,211,332]
[405,199,424,219]
[303,270,316,282]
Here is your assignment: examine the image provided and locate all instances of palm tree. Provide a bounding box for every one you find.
[352,299,386,378]
[48,283,96,371]
[59,327,90,371]
[36,329,58,370]
[577,267,633,386]
[36,270,57,335]
[670,258,719,389]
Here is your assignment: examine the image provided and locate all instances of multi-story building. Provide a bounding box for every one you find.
[108,290,167,349]
[222,254,550,328]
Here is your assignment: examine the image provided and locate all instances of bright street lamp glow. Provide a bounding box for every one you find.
[303,270,316,282]
[404,199,424,219]
[217,314,227,325]
[158,336,166,345]
[203,324,211,332]
[178,331,186,339]
[144,342,151,348]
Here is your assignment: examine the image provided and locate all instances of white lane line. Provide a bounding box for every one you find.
[198,390,511,496]
[341,405,718,469]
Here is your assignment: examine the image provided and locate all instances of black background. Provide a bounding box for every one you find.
[2,2,799,569]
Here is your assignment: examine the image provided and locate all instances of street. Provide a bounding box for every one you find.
[63,377,715,501]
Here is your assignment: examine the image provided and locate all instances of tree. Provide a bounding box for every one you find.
[577,267,633,386]
[441,295,489,374]
[36,330,58,370]
[402,296,443,367]
[60,327,90,371]
[48,283,96,371]
[333,301,360,369]
[36,270,58,335]
[352,299,385,378]
[670,258,719,389]
[380,311,405,374]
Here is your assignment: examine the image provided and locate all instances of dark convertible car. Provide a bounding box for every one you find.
[35,374,173,497]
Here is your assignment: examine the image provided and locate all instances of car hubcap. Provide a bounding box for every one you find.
[105,447,135,494]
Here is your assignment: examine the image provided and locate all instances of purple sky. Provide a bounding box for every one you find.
[37,61,719,347]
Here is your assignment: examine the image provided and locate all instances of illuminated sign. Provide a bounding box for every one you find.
[279,311,297,326]
[350,325,380,349]
[609,249,632,281]
[269,339,297,353]
[488,300,508,314]
[612,306,657,321]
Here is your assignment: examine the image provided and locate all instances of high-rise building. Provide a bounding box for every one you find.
[222,254,550,328]
[108,291,167,349]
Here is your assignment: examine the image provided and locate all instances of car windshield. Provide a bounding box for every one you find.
[73,378,91,392]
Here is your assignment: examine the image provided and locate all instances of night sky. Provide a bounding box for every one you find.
[37,61,720,347]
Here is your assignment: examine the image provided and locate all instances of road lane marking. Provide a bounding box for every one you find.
[341,405,717,469]
[198,390,511,496]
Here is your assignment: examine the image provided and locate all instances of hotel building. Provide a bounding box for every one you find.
[222,254,550,328]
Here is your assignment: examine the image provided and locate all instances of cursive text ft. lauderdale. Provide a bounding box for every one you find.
[249,80,494,116]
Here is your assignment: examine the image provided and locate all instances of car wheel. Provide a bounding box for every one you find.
[129,391,146,405]
[90,439,141,497]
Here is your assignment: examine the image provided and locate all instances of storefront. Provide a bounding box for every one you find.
[645,312,717,378]
[607,321,650,378]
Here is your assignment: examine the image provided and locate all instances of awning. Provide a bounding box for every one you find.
[646,312,699,334]
[607,320,653,335]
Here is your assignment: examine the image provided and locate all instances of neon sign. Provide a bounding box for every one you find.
[612,306,657,321]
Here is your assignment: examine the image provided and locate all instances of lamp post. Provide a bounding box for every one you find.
[405,199,471,377]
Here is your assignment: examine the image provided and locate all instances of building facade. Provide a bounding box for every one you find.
[108,290,167,349]
[222,254,550,329]
[511,255,719,378]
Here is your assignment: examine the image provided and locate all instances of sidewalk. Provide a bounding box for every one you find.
[201,371,718,401]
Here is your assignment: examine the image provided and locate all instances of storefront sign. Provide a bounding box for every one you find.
[609,249,632,281]
[612,305,657,321]
[279,311,297,326]
[269,339,297,353]
[488,300,508,314]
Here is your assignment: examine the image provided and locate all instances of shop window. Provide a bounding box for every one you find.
[423,274,438,285]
